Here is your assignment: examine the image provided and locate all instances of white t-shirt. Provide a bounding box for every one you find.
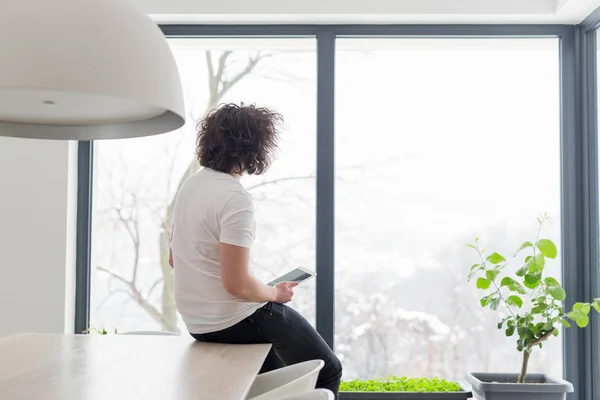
[171,167,263,334]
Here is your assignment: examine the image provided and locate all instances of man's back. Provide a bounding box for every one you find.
[171,167,262,334]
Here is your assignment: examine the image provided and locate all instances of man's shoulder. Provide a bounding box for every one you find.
[182,169,236,190]
[182,170,252,204]
[224,187,253,210]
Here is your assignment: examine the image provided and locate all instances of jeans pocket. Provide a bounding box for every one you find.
[269,302,287,321]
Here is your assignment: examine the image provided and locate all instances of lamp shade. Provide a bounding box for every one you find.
[0,0,185,140]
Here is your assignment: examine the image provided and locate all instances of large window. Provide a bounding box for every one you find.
[90,39,316,333]
[335,39,561,380]
[79,27,595,388]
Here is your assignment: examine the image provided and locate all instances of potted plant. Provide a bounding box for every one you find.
[340,376,472,399]
[465,214,600,399]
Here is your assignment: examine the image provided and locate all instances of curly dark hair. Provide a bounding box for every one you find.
[195,103,283,175]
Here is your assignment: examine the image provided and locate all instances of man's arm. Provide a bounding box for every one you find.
[220,243,277,302]
[219,193,297,303]
[220,243,297,303]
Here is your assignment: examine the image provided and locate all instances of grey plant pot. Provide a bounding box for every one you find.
[466,372,574,400]
[339,389,472,399]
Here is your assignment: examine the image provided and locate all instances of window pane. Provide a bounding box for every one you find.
[335,38,561,380]
[91,38,316,333]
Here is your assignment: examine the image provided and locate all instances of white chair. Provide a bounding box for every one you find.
[247,360,325,400]
[118,331,179,335]
[281,389,335,400]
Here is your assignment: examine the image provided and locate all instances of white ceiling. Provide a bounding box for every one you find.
[133,0,600,24]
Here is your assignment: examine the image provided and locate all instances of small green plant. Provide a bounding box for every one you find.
[83,326,118,335]
[340,376,461,392]
[468,214,600,384]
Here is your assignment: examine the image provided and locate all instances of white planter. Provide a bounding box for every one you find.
[466,373,573,400]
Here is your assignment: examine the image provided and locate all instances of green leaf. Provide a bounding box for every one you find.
[553,329,559,337]
[591,299,600,313]
[544,277,560,287]
[486,269,500,282]
[559,319,571,328]
[486,252,506,265]
[524,273,542,289]
[497,317,510,329]
[528,254,545,273]
[531,305,546,314]
[535,253,546,270]
[532,322,544,333]
[547,286,566,301]
[517,326,529,336]
[573,302,591,314]
[468,264,483,280]
[506,295,523,308]
[500,277,513,286]
[576,315,589,328]
[480,295,491,307]
[505,326,515,337]
[536,239,557,259]
[566,308,590,327]
[515,266,528,277]
[476,277,491,290]
[566,310,582,320]
[524,280,541,289]
[469,263,482,273]
[514,241,533,256]
[466,244,477,249]
[489,297,501,311]
[500,277,527,294]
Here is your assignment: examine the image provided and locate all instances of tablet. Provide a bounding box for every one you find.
[267,267,316,286]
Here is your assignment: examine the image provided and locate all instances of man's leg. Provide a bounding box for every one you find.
[259,348,286,374]
[254,302,343,396]
[190,307,285,374]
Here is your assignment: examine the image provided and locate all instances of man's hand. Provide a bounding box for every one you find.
[274,281,299,303]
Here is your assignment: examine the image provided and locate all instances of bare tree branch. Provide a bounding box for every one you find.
[205,51,216,95]
[97,266,177,332]
[96,289,131,311]
[216,51,233,83]
[114,207,140,285]
[146,278,164,301]
[247,174,315,192]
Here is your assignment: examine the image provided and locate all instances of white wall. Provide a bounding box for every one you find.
[0,137,76,337]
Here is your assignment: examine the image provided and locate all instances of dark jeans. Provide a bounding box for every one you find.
[191,302,343,397]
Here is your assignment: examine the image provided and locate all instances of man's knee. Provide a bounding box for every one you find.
[326,354,343,381]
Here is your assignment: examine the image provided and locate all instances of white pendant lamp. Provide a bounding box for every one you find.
[0,0,185,140]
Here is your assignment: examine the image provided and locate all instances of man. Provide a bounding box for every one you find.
[169,103,342,396]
